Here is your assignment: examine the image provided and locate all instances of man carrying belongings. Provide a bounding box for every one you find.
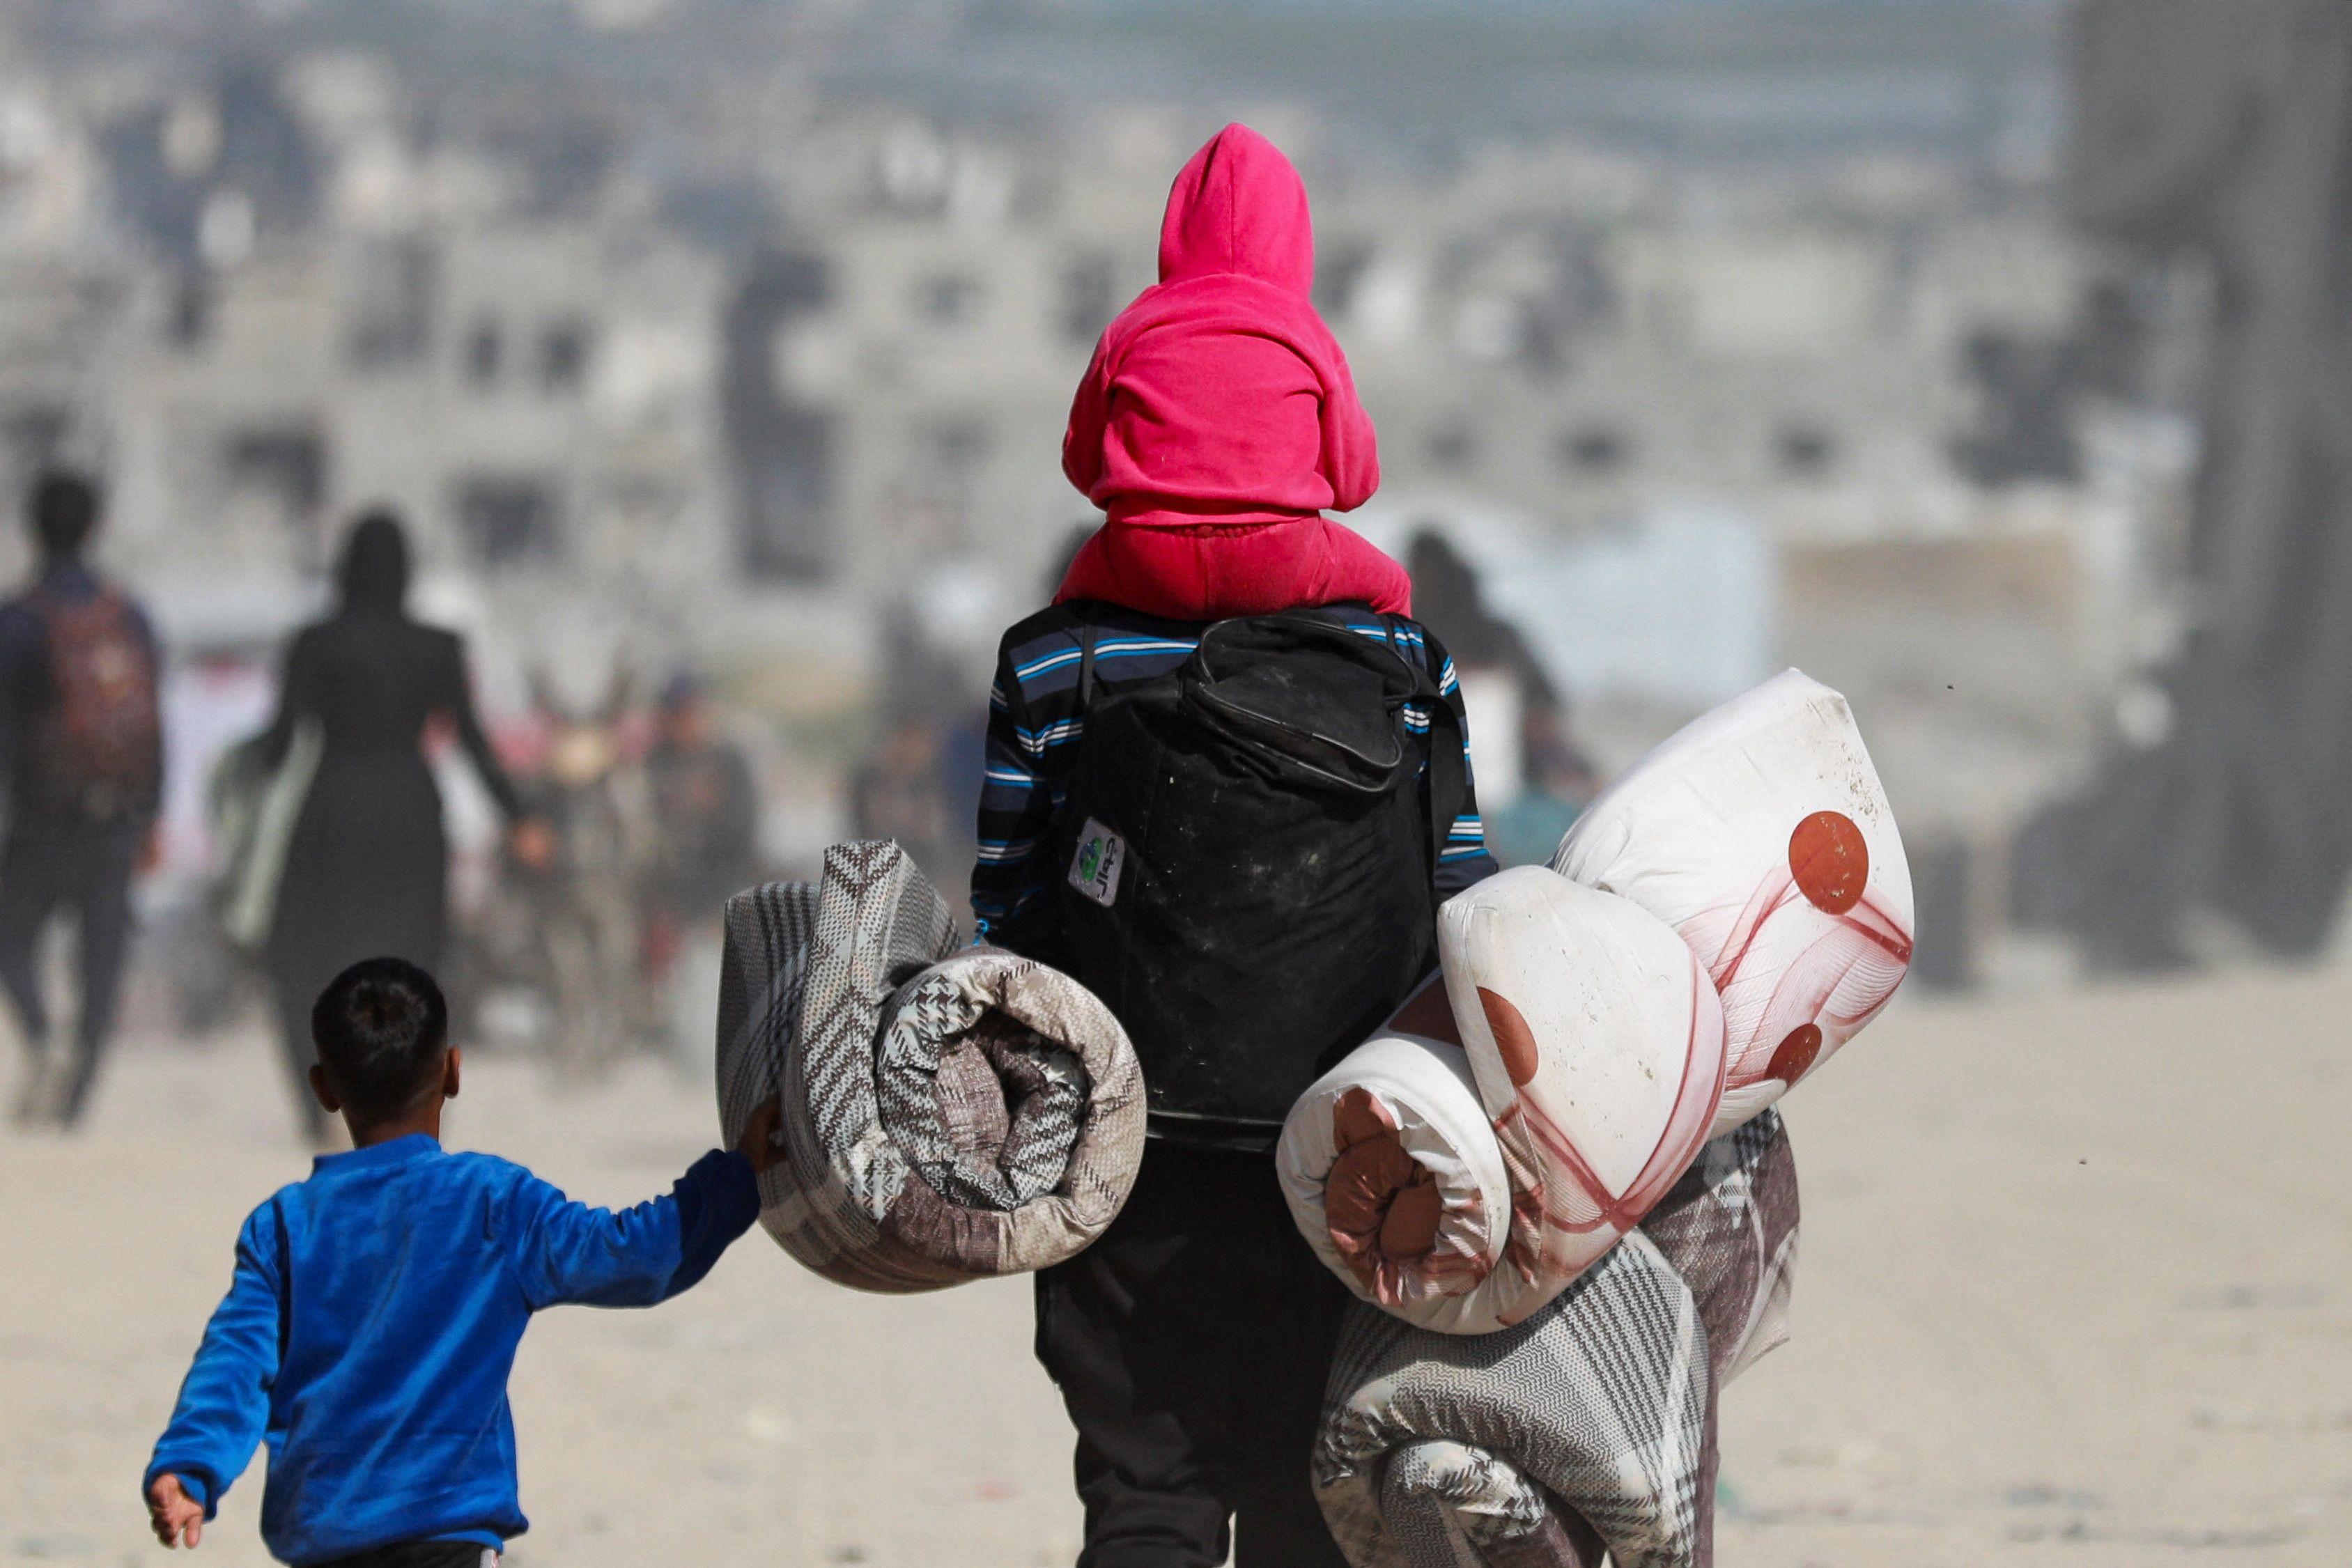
[971,123,1496,1567]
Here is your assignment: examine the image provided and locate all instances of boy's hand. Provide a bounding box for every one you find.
[736,1095,788,1176]
[147,1475,203,1548]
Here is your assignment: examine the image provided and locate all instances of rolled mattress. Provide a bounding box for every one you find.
[1279,867,1728,1335]
[1552,669,1913,1135]
[1313,1109,1800,1568]
[715,840,1147,1291]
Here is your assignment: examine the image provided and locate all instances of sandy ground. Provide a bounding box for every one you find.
[6,961,2351,1567]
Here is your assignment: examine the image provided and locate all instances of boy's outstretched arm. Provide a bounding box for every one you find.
[508,1099,783,1310]
[142,1204,286,1545]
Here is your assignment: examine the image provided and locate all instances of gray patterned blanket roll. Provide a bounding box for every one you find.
[1315,1110,1798,1568]
[715,841,1147,1291]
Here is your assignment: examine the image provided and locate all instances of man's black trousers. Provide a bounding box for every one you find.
[0,814,139,1125]
[1035,1138,1352,1568]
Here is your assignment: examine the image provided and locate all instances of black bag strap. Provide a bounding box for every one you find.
[1383,613,1468,884]
[1077,623,1099,711]
[1422,681,1468,882]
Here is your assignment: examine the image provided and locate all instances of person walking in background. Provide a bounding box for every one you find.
[0,470,163,1128]
[255,511,544,1143]
[849,718,951,883]
[1406,529,1601,865]
[642,672,759,934]
[642,672,759,1072]
[846,601,982,896]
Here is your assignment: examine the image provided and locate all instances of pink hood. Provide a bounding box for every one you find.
[1060,123,1382,527]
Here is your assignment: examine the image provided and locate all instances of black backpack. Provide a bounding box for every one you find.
[1050,611,1466,1147]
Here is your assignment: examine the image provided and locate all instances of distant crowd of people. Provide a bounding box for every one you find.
[0,474,763,1138]
[0,470,1588,1144]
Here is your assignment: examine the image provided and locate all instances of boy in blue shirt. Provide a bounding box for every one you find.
[142,956,782,1565]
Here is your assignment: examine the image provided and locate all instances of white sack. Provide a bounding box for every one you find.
[1553,669,1912,1135]
[1278,1030,1515,1335]
[1280,867,1726,1333]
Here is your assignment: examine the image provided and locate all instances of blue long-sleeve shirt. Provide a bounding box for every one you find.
[144,1135,761,1565]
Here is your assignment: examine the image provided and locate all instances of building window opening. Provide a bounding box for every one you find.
[539,321,591,394]
[1058,254,1117,348]
[915,418,992,486]
[1427,427,1476,473]
[465,321,502,388]
[169,271,212,350]
[222,428,328,522]
[346,240,438,371]
[1775,424,1836,479]
[1558,426,1630,474]
[916,274,982,327]
[455,476,561,566]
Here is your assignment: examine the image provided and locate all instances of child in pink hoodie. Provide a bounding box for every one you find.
[1055,123,1412,620]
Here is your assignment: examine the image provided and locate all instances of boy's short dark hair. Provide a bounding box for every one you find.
[28,470,100,558]
[311,958,450,1117]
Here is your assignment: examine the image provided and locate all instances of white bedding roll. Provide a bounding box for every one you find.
[1552,668,1913,1135]
[1280,867,1728,1334]
[1278,1028,1515,1335]
[1439,867,1729,1307]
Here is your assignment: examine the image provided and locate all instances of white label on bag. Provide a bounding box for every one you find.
[1069,819,1125,907]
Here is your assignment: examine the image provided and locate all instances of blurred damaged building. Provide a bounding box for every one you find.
[0,55,733,686]
[0,0,2223,963]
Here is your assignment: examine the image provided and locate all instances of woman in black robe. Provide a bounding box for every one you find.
[258,512,539,1137]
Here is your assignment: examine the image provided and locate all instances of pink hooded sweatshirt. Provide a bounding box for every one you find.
[1055,123,1411,619]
